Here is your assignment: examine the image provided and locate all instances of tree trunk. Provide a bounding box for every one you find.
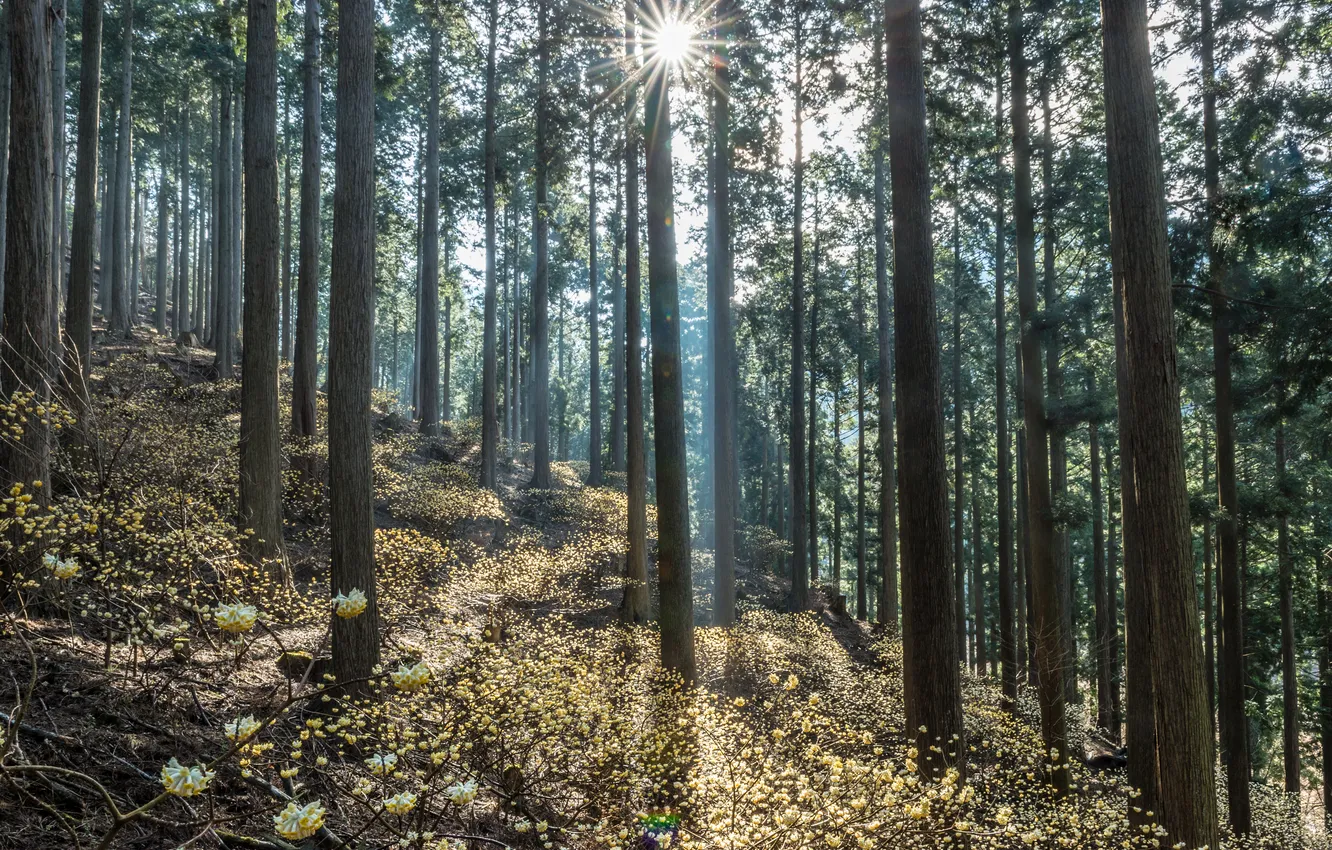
[808,189,819,586]
[1,0,53,595]
[1203,428,1216,724]
[1277,417,1298,793]
[620,0,649,624]
[328,0,380,697]
[0,3,10,322]
[239,0,285,576]
[1321,577,1332,832]
[155,113,170,334]
[292,0,320,448]
[587,103,603,485]
[856,242,867,621]
[1199,0,1249,830]
[644,42,693,682]
[417,26,441,436]
[887,0,964,780]
[64,0,101,394]
[610,146,626,473]
[1092,419,1111,731]
[788,16,808,612]
[51,0,68,338]
[281,94,292,362]
[1106,439,1122,741]
[971,404,985,674]
[1011,0,1068,792]
[1103,0,1219,843]
[710,5,736,625]
[528,0,551,488]
[952,212,966,666]
[994,58,1016,711]
[873,12,897,630]
[212,74,234,377]
[109,0,133,337]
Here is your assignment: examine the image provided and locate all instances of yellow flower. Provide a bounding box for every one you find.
[53,558,80,580]
[391,661,432,692]
[333,588,368,619]
[214,602,258,633]
[366,752,398,775]
[274,800,326,840]
[384,791,418,815]
[160,758,214,797]
[224,715,262,743]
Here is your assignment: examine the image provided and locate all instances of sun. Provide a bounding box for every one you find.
[648,18,694,65]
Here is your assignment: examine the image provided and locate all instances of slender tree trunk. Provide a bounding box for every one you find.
[994,58,1016,710]
[872,12,897,629]
[1277,416,1298,793]
[64,0,102,393]
[789,19,809,612]
[644,42,693,682]
[51,0,68,335]
[1017,425,1032,681]
[155,113,170,334]
[1,0,53,595]
[109,0,133,337]
[610,149,625,473]
[971,404,985,674]
[1092,419,1111,731]
[212,75,234,377]
[528,0,552,488]
[710,4,736,624]
[620,0,649,624]
[887,0,965,780]
[952,211,966,666]
[418,26,441,436]
[856,241,867,621]
[0,4,10,321]
[291,0,320,448]
[808,190,819,586]
[587,103,603,484]
[1011,0,1068,792]
[328,0,380,697]
[239,0,285,576]
[1103,0,1219,842]
[1200,0,1249,831]
[1321,575,1332,832]
[281,94,292,362]
[1203,428,1216,724]
[175,101,189,337]
[1106,439,1122,741]
[100,123,114,319]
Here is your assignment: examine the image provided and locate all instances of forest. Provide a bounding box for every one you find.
[1,0,1331,847]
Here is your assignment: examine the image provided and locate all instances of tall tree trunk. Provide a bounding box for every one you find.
[952,211,966,666]
[0,3,10,321]
[644,40,693,682]
[1200,0,1249,831]
[788,17,808,612]
[418,25,441,436]
[873,14,897,630]
[528,0,551,488]
[610,149,625,473]
[808,189,819,586]
[212,75,234,377]
[1011,0,1068,792]
[291,0,320,448]
[620,0,648,624]
[1203,428,1216,723]
[971,404,985,674]
[1102,0,1219,843]
[994,58,1016,711]
[1092,419,1111,731]
[328,0,380,697]
[109,0,133,337]
[64,0,101,394]
[887,0,965,780]
[281,94,292,361]
[239,0,285,576]
[1017,425,1032,681]
[587,103,603,484]
[155,114,170,334]
[1321,576,1332,832]
[710,4,736,625]
[230,89,241,338]
[51,0,68,338]
[1277,416,1298,793]
[1106,439,1122,741]
[175,101,189,336]
[856,241,867,621]
[1,0,53,595]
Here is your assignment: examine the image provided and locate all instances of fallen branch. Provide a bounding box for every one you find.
[216,829,300,850]
[0,710,79,746]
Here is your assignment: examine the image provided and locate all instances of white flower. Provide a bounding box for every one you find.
[214,602,258,633]
[333,588,368,619]
[224,715,262,743]
[384,791,418,815]
[445,778,479,805]
[366,752,398,775]
[160,758,214,797]
[391,661,432,692]
[274,800,326,840]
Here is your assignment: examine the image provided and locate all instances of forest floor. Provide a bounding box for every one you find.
[0,330,1312,850]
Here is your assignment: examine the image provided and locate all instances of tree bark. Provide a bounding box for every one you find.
[1092,419,1111,732]
[417,26,441,436]
[239,0,285,576]
[994,58,1016,711]
[528,0,551,488]
[620,0,648,624]
[856,241,867,621]
[952,211,966,666]
[109,0,133,337]
[610,146,625,473]
[212,75,234,377]
[586,102,603,485]
[64,0,101,393]
[1277,417,1298,793]
[886,0,965,780]
[1011,0,1068,793]
[51,0,68,340]
[291,0,321,448]
[788,13,808,612]
[644,44,693,683]
[155,113,171,335]
[328,0,380,698]
[873,14,897,630]
[281,94,292,362]
[710,3,736,626]
[1103,0,1219,843]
